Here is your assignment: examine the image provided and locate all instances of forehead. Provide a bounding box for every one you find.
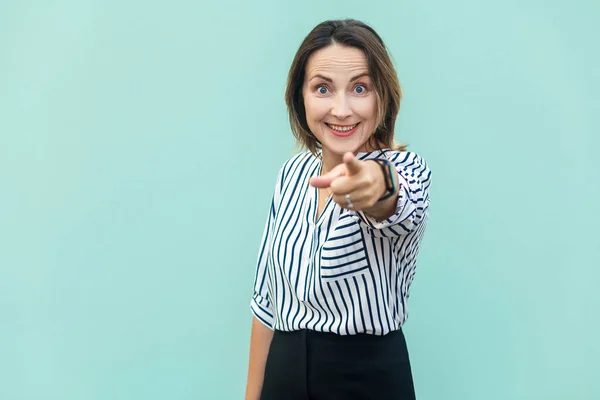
[305,44,368,77]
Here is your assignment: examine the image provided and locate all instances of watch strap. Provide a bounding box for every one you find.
[372,159,398,201]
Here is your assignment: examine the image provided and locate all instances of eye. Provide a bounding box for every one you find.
[317,86,329,94]
[354,84,367,94]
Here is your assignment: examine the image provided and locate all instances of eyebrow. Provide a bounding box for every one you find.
[310,72,370,83]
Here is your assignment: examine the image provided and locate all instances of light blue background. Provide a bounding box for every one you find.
[1,1,599,399]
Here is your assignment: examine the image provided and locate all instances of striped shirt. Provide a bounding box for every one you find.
[251,149,432,335]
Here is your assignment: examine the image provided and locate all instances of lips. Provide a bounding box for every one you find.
[325,122,360,137]
[326,122,359,132]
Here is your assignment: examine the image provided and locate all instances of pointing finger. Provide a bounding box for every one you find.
[343,152,362,176]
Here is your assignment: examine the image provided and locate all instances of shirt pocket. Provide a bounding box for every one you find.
[320,219,370,280]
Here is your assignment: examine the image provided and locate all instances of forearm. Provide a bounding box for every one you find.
[244,317,274,400]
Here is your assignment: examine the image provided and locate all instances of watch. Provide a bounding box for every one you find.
[372,159,398,201]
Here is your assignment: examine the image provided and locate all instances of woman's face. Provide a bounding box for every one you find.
[302,44,378,157]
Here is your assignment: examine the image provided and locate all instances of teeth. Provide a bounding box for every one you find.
[328,123,358,132]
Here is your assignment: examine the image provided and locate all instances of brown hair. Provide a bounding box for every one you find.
[285,19,407,155]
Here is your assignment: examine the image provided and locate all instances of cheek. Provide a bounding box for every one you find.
[354,97,377,120]
[304,96,328,122]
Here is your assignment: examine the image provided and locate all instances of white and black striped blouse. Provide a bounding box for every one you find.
[250,149,432,336]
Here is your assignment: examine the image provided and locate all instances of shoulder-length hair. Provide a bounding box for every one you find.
[285,19,407,154]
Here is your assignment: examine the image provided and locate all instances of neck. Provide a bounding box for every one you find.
[320,147,343,175]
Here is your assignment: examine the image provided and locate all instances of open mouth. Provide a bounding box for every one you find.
[325,122,360,137]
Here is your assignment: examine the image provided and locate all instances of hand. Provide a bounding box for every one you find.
[309,152,386,211]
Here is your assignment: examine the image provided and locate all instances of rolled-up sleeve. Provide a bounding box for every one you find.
[352,152,432,238]
[250,199,275,329]
[251,292,274,329]
[250,167,284,329]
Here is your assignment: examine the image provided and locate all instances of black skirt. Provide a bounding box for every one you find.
[260,328,416,400]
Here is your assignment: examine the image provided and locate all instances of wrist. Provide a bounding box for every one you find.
[362,160,398,220]
[370,159,398,202]
[364,161,386,200]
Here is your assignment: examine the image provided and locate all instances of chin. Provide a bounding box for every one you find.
[321,139,365,156]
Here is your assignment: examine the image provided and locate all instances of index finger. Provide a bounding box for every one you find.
[343,152,362,175]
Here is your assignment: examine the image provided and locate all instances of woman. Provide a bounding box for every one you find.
[245,19,432,400]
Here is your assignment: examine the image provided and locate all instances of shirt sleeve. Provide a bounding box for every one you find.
[351,152,432,238]
[250,166,284,329]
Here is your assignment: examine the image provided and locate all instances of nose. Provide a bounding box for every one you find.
[331,94,351,120]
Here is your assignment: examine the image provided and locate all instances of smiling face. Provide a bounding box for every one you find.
[302,44,379,161]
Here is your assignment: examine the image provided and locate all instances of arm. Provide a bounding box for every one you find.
[309,151,431,238]
[354,152,432,238]
[244,317,274,400]
[245,162,287,399]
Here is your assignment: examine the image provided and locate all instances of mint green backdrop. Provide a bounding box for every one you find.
[1,1,598,399]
